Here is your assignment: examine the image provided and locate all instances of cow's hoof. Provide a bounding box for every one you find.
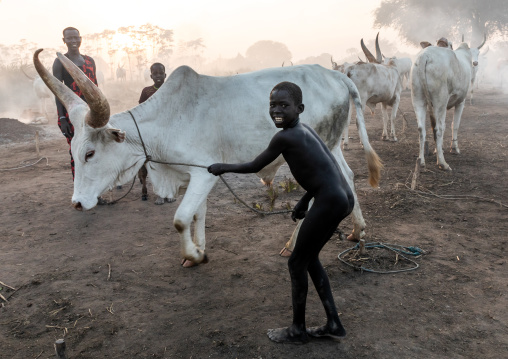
[141,194,148,201]
[116,185,123,190]
[154,197,165,205]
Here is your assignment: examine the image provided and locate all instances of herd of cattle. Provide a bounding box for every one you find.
[31,32,489,267]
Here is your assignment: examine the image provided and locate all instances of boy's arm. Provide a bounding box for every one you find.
[292,192,313,222]
[208,133,286,176]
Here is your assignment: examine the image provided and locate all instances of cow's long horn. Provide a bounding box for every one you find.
[56,52,110,128]
[33,49,86,116]
[21,66,35,80]
[361,39,378,63]
[477,33,486,49]
[375,32,382,63]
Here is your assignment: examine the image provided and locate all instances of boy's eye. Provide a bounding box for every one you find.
[85,150,95,162]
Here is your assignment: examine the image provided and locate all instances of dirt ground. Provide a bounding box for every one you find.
[0,86,507,359]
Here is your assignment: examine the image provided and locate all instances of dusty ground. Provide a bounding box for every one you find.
[0,86,507,359]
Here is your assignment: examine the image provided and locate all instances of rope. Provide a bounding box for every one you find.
[114,111,293,215]
[0,157,49,171]
[338,242,424,274]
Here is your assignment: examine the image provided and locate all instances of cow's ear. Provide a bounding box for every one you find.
[420,41,432,49]
[106,128,126,143]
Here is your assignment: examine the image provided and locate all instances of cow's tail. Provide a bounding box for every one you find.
[418,54,433,108]
[342,75,383,188]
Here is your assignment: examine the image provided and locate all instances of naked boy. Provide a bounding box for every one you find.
[208,81,354,344]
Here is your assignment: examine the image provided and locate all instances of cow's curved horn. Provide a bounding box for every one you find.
[361,38,378,63]
[33,49,86,117]
[477,33,486,49]
[375,32,383,63]
[56,52,110,128]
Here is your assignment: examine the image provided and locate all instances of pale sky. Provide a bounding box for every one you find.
[0,0,413,62]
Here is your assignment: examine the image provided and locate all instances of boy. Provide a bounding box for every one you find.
[137,63,176,205]
[208,82,353,344]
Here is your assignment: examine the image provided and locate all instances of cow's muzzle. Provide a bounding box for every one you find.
[72,201,83,211]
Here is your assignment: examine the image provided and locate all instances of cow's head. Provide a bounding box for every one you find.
[34,49,129,210]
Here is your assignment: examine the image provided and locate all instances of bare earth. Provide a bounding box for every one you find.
[0,87,507,359]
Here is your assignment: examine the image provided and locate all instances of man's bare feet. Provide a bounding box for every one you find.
[279,247,292,257]
[307,324,346,340]
[267,326,309,344]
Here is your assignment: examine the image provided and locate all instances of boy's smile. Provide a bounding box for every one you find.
[269,89,304,128]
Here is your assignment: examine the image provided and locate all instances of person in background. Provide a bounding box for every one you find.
[137,63,176,205]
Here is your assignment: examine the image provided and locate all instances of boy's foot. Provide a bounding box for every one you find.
[267,326,309,344]
[279,247,292,257]
[307,324,346,340]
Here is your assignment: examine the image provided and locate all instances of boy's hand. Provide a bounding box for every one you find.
[207,163,226,176]
[291,201,308,222]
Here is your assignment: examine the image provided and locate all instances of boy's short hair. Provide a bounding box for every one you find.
[63,27,80,37]
[271,81,302,105]
[150,62,165,73]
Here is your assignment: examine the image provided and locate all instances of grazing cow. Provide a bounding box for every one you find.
[34,49,382,266]
[342,33,403,149]
[410,36,486,170]
[116,64,126,82]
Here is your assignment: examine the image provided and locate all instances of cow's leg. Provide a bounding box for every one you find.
[173,175,217,265]
[389,96,401,142]
[432,105,451,171]
[342,98,352,150]
[381,103,390,141]
[450,101,466,155]
[138,165,148,201]
[413,101,427,167]
[331,146,365,241]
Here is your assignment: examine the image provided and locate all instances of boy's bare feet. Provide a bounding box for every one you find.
[306,324,346,340]
[267,325,309,344]
[279,247,292,257]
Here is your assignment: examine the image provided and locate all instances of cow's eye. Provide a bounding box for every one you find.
[85,150,95,162]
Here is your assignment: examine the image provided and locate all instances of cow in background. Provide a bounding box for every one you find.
[411,35,486,170]
[116,64,126,82]
[343,33,403,148]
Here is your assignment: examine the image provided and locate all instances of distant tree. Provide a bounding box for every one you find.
[374,0,508,47]
[245,40,292,69]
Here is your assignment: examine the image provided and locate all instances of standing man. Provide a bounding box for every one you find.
[52,27,98,180]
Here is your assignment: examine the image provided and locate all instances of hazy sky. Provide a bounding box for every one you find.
[0,0,413,61]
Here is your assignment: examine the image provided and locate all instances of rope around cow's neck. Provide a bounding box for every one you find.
[126,110,292,215]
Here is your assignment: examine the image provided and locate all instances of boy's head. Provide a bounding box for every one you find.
[150,63,166,88]
[269,81,304,128]
[62,27,81,50]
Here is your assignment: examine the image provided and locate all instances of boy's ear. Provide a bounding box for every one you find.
[298,103,305,114]
[106,128,126,143]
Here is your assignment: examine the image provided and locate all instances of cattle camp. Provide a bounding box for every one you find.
[1,1,507,358]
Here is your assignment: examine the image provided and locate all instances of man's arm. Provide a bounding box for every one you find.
[52,58,72,136]
[208,132,286,176]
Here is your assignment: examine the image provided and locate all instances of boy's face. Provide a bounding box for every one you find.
[62,29,81,51]
[151,65,166,88]
[269,89,304,128]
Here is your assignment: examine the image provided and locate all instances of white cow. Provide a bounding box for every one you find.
[22,67,54,119]
[331,57,355,74]
[34,49,382,266]
[342,33,403,149]
[410,37,486,170]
